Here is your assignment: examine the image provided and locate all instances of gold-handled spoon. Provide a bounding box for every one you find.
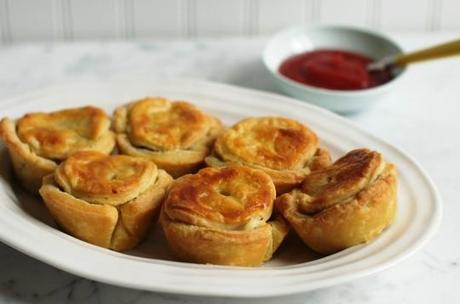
[368,38,460,71]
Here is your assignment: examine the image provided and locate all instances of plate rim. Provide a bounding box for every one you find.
[0,79,443,297]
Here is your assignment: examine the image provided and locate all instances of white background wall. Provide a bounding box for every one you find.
[0,0,459,44]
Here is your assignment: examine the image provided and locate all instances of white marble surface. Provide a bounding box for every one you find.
[0,33,459,303]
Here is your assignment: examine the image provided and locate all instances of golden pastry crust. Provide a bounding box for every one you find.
[206,117,331,194]
[16,107,114,160]
[39,151,173,251]
[0,106,115,193]
[54,151,157,206]
[160,166,289,266]
[276,148,397,254]
[114,97,223,178]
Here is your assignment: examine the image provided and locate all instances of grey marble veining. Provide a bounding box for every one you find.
[0,34,459,303]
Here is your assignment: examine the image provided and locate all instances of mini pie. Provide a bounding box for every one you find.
[113,97,223,178]
[276,148,397,254]
[39,151,173,251]
[205,117,331,194]
[0,106,115,193]
[160,165,289,266]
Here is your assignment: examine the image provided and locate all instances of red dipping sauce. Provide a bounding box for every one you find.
[279,49,393,91]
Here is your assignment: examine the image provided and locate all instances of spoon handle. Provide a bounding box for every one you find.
[394,39,460,66]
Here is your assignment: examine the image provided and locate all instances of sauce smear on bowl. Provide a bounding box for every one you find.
[279,49,392,90]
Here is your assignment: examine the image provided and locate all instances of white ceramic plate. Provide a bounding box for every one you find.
[0,79,441,298]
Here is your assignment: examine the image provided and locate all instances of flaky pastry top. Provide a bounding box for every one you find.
[126,97,214,151]
[16,106,113,160]
[214,117,319,170]
[297,148,387,214]
[163,166,275,230]
[55,151,157,206]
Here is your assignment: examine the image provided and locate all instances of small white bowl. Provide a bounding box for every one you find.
[263,25,406,113]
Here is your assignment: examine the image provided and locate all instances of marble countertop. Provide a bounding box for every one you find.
[0,33,459,304]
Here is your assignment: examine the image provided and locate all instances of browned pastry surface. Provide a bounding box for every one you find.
[276,148,397,254]
[161,165,289,266]
[114,97,223,177]
[16,106,113,160]
[206,117,331,193]
[55,151,157,206]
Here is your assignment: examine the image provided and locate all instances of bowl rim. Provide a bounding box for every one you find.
[262,24,407,97]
